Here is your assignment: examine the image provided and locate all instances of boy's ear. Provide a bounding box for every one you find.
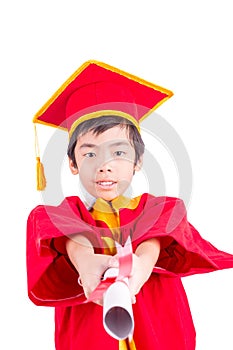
[69,158,79,175]
[134,156,143,172]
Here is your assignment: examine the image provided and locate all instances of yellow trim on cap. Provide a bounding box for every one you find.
[33,60,173,127]
[89,60,173,98]
[69,110,140,137]
[139,95,172,123]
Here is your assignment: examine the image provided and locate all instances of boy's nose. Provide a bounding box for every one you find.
[97,161,112,173]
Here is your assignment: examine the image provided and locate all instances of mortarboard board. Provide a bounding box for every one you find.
[33,60,173,190]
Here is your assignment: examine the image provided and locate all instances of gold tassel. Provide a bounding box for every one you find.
[34,124,46,190]
[36,156,46,190]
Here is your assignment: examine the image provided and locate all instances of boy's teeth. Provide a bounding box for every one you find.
[98,181,114,185]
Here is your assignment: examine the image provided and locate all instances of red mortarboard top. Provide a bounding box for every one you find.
[33,60,173,136]
[33,60,173,190]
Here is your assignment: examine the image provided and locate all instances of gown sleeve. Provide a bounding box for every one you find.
[26,197,102,307]
[129,194,233,276]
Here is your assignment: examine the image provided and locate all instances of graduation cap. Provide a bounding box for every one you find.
[33,60,173,190]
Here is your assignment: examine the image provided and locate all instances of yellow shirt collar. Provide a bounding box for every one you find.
[92,195,140,213]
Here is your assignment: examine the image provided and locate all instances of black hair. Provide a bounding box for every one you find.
[67,115,145,168]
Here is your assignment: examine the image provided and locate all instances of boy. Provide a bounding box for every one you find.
[27,60,233,350]
[66,115,160,306]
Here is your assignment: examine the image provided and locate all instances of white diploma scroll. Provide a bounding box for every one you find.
[103,268,134,340]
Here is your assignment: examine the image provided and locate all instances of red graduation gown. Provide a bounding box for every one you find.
[26,193,233,350]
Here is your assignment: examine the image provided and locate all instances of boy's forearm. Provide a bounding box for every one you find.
[127,238,161,298]
[66,234,94,271]
[135,238,161,274]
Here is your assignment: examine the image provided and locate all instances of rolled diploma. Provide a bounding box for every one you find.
[103,268,134,340]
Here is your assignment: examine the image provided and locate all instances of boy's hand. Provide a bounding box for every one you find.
[128,254,151,303]
[78,253,118,304]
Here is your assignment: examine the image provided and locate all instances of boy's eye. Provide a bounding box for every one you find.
[114,150,126,157]
[84,152,96,158]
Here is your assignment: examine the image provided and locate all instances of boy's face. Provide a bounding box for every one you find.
[69,125,142,201]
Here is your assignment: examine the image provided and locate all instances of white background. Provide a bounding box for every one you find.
[1,1,233,349]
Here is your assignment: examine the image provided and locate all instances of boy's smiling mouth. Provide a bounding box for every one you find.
[96,181,117,187]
